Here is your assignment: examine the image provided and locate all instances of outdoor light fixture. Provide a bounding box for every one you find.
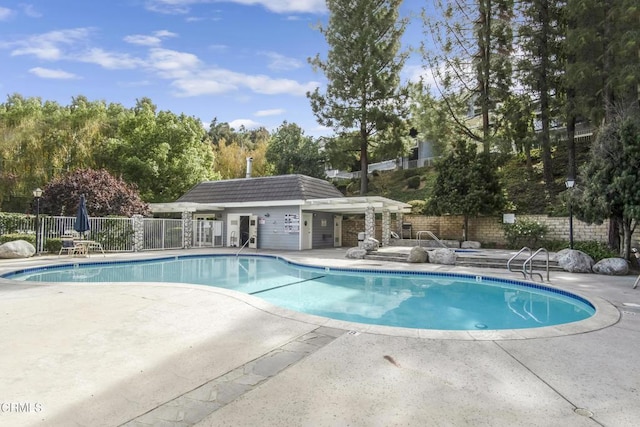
[32,188,43,253]
[565,179,575,249]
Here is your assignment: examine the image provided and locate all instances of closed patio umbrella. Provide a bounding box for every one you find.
[74,194,91,238]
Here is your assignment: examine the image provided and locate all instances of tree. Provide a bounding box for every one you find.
[266,121,326,178]
[423,0,514,154]
[516,0,565,192]
[308,0,409,194]
[427,139,505,240]
[576,107,640,259]
[95,98,216,202]
[40,168,150,217]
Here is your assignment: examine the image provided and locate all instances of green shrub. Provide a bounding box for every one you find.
[503,219,548,249]
[0,233,35,245]
[574,241,619,262]
[540,239,618,261]
[407,199,427,214]
[45,238,63,253]
[403,168,420,178]
[406,175,421,189]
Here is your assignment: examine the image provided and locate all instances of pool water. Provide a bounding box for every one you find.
[5,255,595,331]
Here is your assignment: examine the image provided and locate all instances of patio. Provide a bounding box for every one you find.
[0,248,638,426]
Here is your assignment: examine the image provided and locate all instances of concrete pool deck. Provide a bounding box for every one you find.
[0,247,638,426]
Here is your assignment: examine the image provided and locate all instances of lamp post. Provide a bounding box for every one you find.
[565,179,575,249]
[33,188,42,254]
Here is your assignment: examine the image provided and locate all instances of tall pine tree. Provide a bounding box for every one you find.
[308,0,408,194]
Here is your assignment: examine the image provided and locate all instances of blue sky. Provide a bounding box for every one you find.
[0,1,426,137]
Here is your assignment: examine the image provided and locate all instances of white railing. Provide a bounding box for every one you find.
[37,216,188,252]
[42,216,135,252]
[143,218,183,251]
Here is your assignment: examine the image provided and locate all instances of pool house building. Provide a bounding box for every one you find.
[150,174,411,251]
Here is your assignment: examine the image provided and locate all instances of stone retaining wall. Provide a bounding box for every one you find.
[342,214,622,248]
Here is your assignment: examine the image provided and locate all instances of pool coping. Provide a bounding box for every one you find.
[0,252,621,341]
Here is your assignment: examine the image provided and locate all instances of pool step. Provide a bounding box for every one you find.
[364,251,564,272]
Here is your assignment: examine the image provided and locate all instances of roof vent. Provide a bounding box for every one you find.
[246,157,253,178]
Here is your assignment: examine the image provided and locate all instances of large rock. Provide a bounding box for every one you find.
[362,237,379,252]
[461,241,481,249]
[345,247,367,259]
[407,246,428,263]
[555,249,594,273]
[592,257,629,275]
[0,240,36,259]
[427,248,457,265]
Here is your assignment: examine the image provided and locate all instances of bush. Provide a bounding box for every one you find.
[403,168,420,178]
[574,241,619,262]
[45,238,63,253]
[503,219,548,249]
[407,200,427,214]
[406,175,421,189]
[0,233,35,245]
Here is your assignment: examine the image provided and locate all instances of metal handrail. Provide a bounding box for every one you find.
[522,248,550,282]
[235,238,251,256]
[507,247,531,274]
[416,231,447,249]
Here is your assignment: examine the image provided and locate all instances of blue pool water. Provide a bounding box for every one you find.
[4,255,595,330]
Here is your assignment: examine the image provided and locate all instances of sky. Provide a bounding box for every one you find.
[0,0,427,137]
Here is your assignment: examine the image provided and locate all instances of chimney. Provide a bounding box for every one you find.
[245,157,253,178]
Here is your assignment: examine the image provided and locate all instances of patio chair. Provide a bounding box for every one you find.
[59,235,83,256]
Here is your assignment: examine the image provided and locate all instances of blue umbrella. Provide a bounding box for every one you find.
[74,194,91,238]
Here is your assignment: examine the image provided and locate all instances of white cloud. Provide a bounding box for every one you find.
[8,28,92,60]
[229,118,262,130]
[0,6,14,20]
[29,67,78,79]
[222,0,326,14]
[124,30,177,47]
[170,67,318,97]
[124,35,163,46]
[154,30,178,38]
[171,78,237,96]
[79,48,144,69]
[242,74,318,95]
[255,108,285,117]
[145,0,326,14]
[262,51,302,71]
[147,48,201,78]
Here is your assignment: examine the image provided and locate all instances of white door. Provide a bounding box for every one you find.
[227,214,240,247]
[333,215,342,247]
[302,213,313,250]
[194,215,215,247]
[248,215,258,249]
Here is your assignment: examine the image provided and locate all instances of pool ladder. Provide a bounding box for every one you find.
[507,247,550,282]
[416,230,448,249]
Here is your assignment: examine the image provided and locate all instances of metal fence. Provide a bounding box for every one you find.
[41,216,135,252]
[143,218,184,251]
[3,215,223,253]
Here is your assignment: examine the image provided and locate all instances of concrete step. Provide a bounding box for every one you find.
[364,251,565,272]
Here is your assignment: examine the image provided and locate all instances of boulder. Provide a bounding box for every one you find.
[555,249,594,273]
[407,246,428,263]
[362,237,379,252]
[427,248,457,265]
[461,241,481,249]
[592,257,629,275]
[345,247,367,259]
[0,240,36,259]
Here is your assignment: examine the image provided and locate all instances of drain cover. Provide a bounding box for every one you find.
[574,408,593,417]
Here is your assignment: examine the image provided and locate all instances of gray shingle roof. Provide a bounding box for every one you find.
[177,174,344,204]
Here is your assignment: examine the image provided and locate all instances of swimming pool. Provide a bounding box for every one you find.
[4,255,595,331]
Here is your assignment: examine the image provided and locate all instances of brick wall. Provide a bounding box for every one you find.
[342,214,617,247]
